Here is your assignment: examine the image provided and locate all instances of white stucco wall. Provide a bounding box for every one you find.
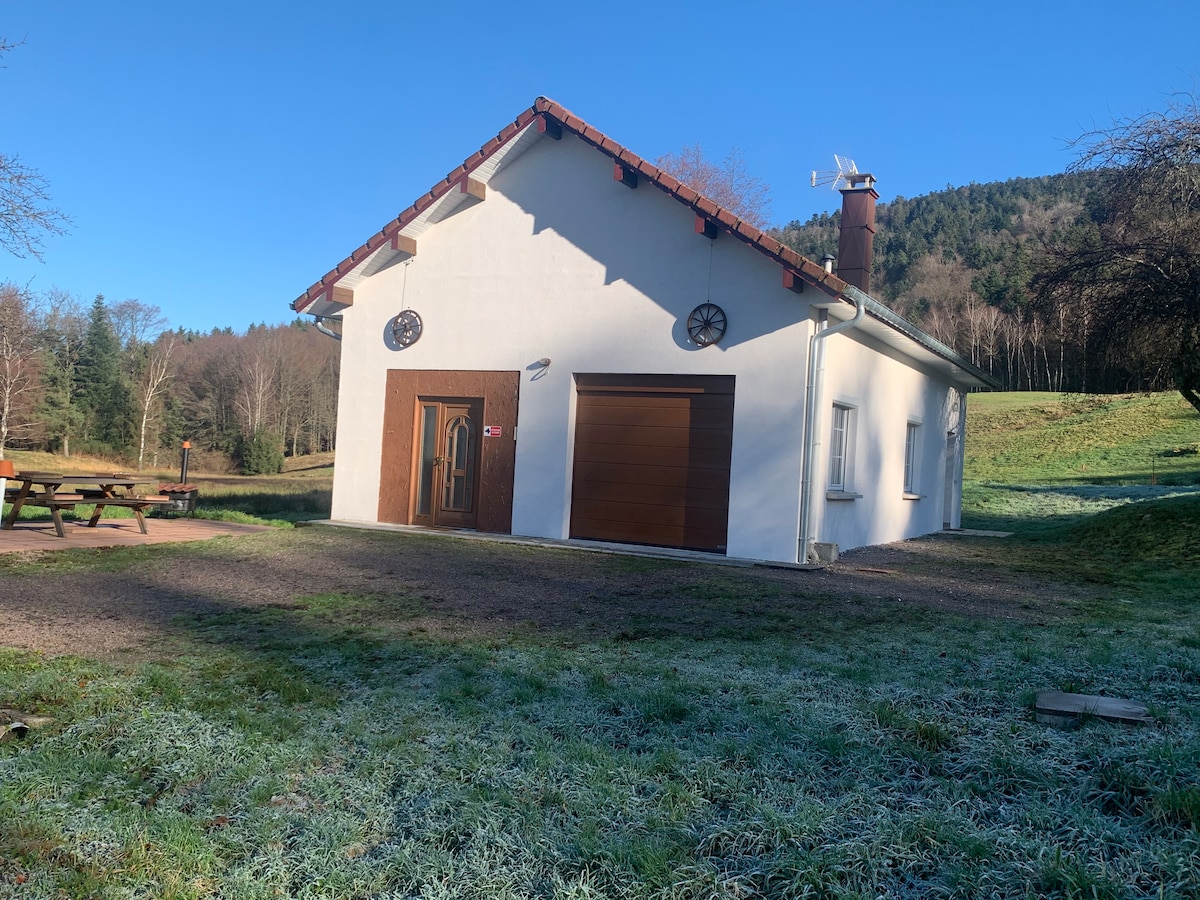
[326,127,968,562]
[330,131,815,563]
[813,330,960,551]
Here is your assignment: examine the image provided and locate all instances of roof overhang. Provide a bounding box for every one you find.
[293,110,547,318]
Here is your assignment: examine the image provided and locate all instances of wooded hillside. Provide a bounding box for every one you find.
[776,172,1128,394]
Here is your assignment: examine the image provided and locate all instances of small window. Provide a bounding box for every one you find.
[829,404,852,491]
[904,422,919,494]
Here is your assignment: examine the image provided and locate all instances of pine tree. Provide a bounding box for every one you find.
[74,295,136,455]
[37,292,86,456]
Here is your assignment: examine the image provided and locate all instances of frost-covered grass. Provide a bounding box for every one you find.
[3,393,1200,897]
[4,576,1200,899]
[963,482,1200,530]
[963,390,1200,599]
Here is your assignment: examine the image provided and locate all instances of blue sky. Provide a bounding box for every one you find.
[3,0,1196,333]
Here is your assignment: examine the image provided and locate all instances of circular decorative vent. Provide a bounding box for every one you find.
[391,309,422,347]
[686,303,727,347]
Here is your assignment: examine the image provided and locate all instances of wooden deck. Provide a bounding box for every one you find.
[0,517,272,553]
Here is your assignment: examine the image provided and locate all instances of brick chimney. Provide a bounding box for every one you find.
[836,173,878,293]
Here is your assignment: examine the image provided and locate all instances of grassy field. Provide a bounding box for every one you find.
[2,395,1199,898]
[966,392,1200,487]
[963,393,1200,558]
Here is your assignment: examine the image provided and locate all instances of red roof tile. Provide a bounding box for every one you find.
[293,98,843,312]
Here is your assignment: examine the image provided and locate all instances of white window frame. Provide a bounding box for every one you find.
[828,403,854,493]
[903,421,920,496]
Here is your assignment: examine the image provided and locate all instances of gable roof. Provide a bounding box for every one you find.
[292,97,997,390]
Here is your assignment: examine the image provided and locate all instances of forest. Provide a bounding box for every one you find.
[778,171,1119,392]
[0,287,338,472]
[777,131,1197,410]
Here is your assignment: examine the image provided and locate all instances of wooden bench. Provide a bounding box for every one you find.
[82,496,174,534]
[5,493,88,537]
[16,493,85,508]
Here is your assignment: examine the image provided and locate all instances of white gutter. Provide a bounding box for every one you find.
[798,287,866,563]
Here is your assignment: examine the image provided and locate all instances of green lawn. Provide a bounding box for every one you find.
[966,391,1200,486]
[2,394,1199,898]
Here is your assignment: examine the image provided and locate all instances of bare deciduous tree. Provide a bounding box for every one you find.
[235,328,279,435]
[1034,93,1200,412]
[655,144,773,229]
[135,333,176,470]
[0,154,70,260]
[1,39,70,260]
[977,305,1003,378]
[110,299,169,351]
[0,283,42,457]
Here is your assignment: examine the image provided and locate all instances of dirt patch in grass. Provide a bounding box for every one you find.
[0,527,1090,661]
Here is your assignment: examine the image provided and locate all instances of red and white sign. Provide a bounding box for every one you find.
[483,425,502,438]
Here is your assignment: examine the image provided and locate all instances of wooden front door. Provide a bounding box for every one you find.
[412,398,483,528]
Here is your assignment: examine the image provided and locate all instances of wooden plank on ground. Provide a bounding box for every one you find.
[1035,691,1152,726]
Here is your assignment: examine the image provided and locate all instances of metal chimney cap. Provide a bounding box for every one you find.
[842,173,876,190]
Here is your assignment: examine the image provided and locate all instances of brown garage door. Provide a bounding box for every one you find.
[570,374,735,553]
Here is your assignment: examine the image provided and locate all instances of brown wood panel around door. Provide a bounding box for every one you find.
[378,370,519,533]
[570,374,734,553]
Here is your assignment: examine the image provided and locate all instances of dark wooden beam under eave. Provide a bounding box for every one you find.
[613,163,638,188]
[782,270,805,293]
[694,216,718,240]
[536,115,563,140]
[331,285,354,308]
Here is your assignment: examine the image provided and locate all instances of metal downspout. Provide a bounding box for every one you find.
[314,316,342,341]
[952,388,968,528]
[798,289,866,563]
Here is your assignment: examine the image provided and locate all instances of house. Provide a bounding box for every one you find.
[292,97,996,565]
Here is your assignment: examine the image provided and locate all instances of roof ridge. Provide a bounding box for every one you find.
[532,97,846,296]
[290,97,998,388]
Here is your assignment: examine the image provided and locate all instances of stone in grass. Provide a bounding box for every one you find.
[1034,691,1152,727]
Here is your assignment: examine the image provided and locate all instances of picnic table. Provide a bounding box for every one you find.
[2,472,172,538]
